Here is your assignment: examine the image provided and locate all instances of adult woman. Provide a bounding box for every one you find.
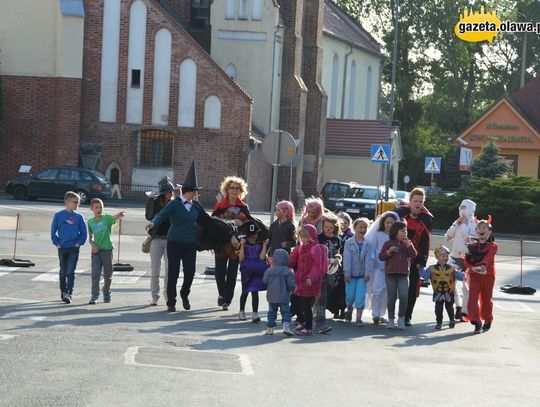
[145,176,177,305]
[212,176,251,311]
[395,187,433,326]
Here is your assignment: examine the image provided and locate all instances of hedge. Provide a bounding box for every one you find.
[425,176,540,235]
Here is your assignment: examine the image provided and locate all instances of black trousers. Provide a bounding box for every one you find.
[405,266,419,321]
[214,256,239,305]
[240,291,259,312]
[294,295,315,330]
[166,241,197,307]
[435,300,455,324]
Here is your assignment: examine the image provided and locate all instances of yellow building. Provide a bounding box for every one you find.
[458,77,540,178]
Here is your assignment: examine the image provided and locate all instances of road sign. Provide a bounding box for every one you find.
[262,130,297,166]
[370,144,391,164]
[403,175,410,184]
[425,157,441,173]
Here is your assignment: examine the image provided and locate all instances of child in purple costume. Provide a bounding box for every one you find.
[238,221,269,322]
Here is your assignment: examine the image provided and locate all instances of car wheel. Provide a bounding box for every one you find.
[76,190,89,204]
[13,186,29,200]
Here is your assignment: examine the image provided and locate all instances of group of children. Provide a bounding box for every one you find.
[50,190,498,336]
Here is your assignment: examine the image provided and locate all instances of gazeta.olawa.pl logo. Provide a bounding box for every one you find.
[455,6,540,43]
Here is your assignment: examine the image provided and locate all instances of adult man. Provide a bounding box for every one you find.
[395,187,433,326]
[147,162,211,312]
[426,179,441,195]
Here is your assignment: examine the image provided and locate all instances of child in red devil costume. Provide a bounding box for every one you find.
[463,218,498,334]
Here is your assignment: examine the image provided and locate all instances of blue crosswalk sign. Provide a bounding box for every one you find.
[425,157,441,173]
[370,144,391,164]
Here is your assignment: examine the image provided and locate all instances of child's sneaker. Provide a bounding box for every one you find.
[283,323,294,337]
[435,324,442,330]
[238,311,247,321]
[265,327,274,335]
[316,322,332,334]
[150,296,159,306]
[251,312,261,323]
[103,291,111,303]
[397,317,406,330]
[294,323,305,334]
[472,321,482,334]
[386,319,395,329]
[355,319,364,327]
[449,320,456,329]
[88,297,98,305]
[62,293,72,304]
[373,317,380,325]
[344,308,353,322]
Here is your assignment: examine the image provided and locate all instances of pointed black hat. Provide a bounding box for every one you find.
[182,161,203,191]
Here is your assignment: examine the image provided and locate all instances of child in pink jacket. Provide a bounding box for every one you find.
[288,224,327,336]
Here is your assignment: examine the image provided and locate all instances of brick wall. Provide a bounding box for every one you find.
[80,0,256,207]
[0,75,81,185]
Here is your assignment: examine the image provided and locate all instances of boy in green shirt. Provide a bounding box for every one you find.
[87,198,125,304]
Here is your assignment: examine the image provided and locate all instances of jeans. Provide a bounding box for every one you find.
[58,246,80,295]
[267,303,292,328]
[386,274,408,320]
[91,250,113,298]
[435,300,455,324]
[345,277,366,309]
[166,241,197,307]
[405,266,419,321]
[214,256,239,305]
[149,238,168,300]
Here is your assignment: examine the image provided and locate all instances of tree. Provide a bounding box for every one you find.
[470,139,512,179]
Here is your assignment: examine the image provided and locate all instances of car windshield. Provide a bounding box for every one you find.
[346,187,379,200]
[396,191,407,199]
[324,183,349,195]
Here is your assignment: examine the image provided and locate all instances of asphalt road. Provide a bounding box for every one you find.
[0,198,539,406]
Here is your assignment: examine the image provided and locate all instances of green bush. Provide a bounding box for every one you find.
[425,176,540,235]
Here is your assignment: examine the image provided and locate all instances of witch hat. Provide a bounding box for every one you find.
[182,161,203,191]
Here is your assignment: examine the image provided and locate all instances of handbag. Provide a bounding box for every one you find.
[142,236,153,253]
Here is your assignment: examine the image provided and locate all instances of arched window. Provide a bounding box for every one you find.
[330,53,339,118]
[365,65,373,119]
[204,95,222,129]
[225,63,237,80]
[348,60,357,119]
[139,130,173,167]
[126,0,147,124]
[238,0,248,20]
[226,0,235,19]
[152,28,172,125]
[178,58,197,127]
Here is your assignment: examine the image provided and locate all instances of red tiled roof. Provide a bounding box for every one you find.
[511,76,540,133]
[325,119,390,157]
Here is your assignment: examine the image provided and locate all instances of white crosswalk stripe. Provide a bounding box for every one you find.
[32,267,87,282]
[112,270,147,284]
[0,266,20,277]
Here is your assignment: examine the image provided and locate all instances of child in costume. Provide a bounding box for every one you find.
[342,218,374,326]
[365,211,400,325]
[445,199,477,321]
[238,221,269,322]
[263,249,296,336]
[420,245,464,329]
[330,211,353,319]
[299,197,325,233]
[464,218,498,334]
[288,224,327,336]
[316,213,342,333]
[379,221,417,330]
[267,200,297,261]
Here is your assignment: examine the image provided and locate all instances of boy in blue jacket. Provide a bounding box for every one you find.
[51,191,87,304]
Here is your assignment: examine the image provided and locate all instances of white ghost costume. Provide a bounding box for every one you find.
[445,199,477,313]
[364,211,400,321]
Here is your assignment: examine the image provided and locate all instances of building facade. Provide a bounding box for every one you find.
[0,0,254,207]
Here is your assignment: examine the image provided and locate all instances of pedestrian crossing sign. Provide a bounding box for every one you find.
[370,144,391,164]
[425,157,441,173]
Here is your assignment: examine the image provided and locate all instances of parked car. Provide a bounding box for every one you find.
[5,166,112,203]
[395,190,410,206]
[334,185,397,219]
[319,181,360,211]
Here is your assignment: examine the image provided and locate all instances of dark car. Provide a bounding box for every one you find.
[334,185,397,220]
[5,166,112,203]
[319,181,360,211]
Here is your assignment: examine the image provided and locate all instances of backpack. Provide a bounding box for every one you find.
[310,243,328,277]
